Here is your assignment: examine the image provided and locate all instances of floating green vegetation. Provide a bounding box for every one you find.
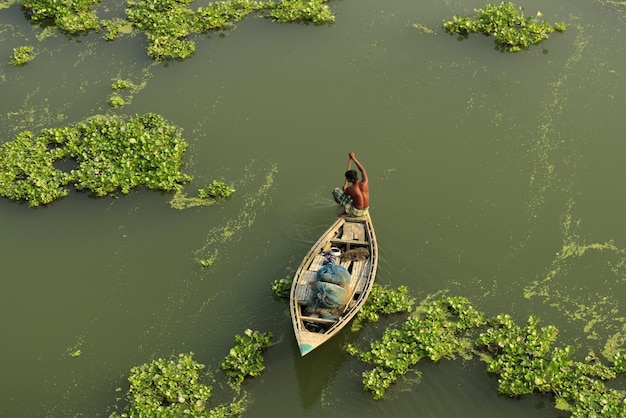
[107,94,125,108]
[0,0,17,9]
[199,180,235,200]
[19,0,101,33]
[412,23,435,35]
[0,113,192,206]
[200,257,215,267]
[351,284,415,330]
[263,0,335,24]
[478,314,626,416]
[347,294,626,416]
[347,295,485,400]
[125,0,336,60]
[169,190,218,210]
[10,46,35,66]
[126,0,200,60]
[443,2,566,52]
[111,333,272,416]
[524,199,626,344]
[100,18,131,41]
[220,329,274,384]
[195,0,266,31]
[110,352,247,417]
[107,79,141,108]
[125,0,274,59]
[168,181,235,211]
[193,162,277,268]
[17,0,337,59]
[67,114,191,196]
[112,79,134,90]
[271,278,291,298]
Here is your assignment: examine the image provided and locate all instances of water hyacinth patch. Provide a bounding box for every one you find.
[221,329,274,384]
[0,113,192,206]
[108,78,144,108]
[124,0,335,60]
[352,284,415,330]
[194,0,267,32]
[111,330,274,416]
[101,18,131,41]
[112,79,134,90]
[10,46,35,66]
[347,293,626,416]
[168,180,236,210]
[476,314,626,416]
[263,0,336,24]
[443,2,566,52]
[198,180,235,199]
[107,93,125,108]
[19,0,338,60]
[19,0,101,33]
[271,278,291,298]
[0,129,74,206]
[67,113,192,196]
[111,353,214,417]
[347,295,485,400]
[126,0,198,59]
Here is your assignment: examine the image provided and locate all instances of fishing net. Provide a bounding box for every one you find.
[317,263,351,285]
[314,281,348,309]
[341,247,370,261]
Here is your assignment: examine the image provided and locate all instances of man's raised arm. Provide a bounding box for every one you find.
[349,152,367,183]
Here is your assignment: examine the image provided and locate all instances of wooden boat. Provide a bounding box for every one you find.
[290,213,378,356]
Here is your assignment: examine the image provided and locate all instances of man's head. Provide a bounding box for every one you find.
[345,170,358,182]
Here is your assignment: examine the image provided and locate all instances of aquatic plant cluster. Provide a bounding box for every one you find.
[18,0,336,60]
[168,180,235,211]
[271,278,291,298]
[348,294,626,416]
[110,329,272,418]
[19,0,101,32]
[126,0,335,59]
[15,0,568,58]
[199,180,236,200]
[112,353,215,417]
[10,46,35,66]
[443,2,566,52]
[0,113,192,206]
[111,331,272,416]
[351,284,415,330]
[108,79,136,108]
[220,329,274,384]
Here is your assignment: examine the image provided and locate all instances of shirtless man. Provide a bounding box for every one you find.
[332,152,369,217]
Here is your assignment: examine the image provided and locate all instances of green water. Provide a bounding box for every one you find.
[2,0,626,416]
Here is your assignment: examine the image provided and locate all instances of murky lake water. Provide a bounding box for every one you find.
[2,0,626,416]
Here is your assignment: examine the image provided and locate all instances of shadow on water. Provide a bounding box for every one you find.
[293,334,349,409]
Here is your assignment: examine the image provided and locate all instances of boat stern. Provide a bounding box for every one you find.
[299,343,315,356]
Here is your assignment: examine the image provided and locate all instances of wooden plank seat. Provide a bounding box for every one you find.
[300,315,337,324]
[296,284,313,305]
[348,259,367,293]
[330,238,369,247]
[296,271,318,304]
[308,254,326,271]
[353,260,370,294]
[341,222,365,241]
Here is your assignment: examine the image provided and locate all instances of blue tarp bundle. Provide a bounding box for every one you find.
[316,263,351,285]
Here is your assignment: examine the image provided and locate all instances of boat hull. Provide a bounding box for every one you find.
[289,213,378,356]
